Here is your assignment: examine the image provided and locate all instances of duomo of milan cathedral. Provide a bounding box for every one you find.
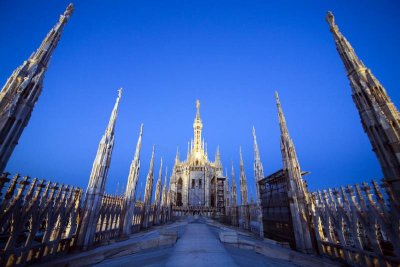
[0,4,399,267]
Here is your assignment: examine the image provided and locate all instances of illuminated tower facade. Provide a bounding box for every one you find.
[170,100,227,212]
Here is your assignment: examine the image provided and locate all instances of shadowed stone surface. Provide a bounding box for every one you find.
[95,216,310,267]
[165,220,238,267]
[51,216,338,267]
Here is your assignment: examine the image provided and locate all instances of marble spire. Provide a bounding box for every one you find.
[153,158,163,224]
[239,147,248,206]
[155,158,163,207]
[161,166,168,207]
[224,168,230,211]
[143,145,155,205]
[193,100,203,153]
[0,4,74,172]
[77,89,122,249]
[231,162,237,207]
[214,146,223,176]
[142,145,155,228]
[252,126,264,204]
[275,91,313,253]
[327,11,400,199]
[175,147,180,165]
[120,123,143,237]
[252,126,265,237]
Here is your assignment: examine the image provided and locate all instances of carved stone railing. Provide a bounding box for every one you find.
[93,194,124,245]
[0,173,174,266]
[132,201,144,233]
[216,204,261,235]
[311,180,400,266]
[172,205,218,217]
[0,173,82,266]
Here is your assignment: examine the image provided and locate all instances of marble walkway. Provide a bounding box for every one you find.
[95,216,307,267]
[40,216,339,266]
[165,220,238,267]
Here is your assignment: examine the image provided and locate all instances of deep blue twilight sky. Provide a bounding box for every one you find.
[1,1,399,200]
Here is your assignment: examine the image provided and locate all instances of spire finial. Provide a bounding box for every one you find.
[196,100,200,118]
[239,146,244,165]
[196,99,200,111]
[149,145,155,171]
[252,126,258,145]
[252,126,262,162]
[64,3,74,17]
[140,123,144,135]
[175,147,180,163]
[158,157,163,181]
[163,166,168,185]
[105,89,122,136]
[275,91,280,104]
[325,11,365,74]
[132,123,144,163]
[326,11,335,28]
[275,91,289,136]
[60,3,74,23]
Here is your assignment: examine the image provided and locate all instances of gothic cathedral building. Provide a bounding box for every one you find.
[169,100,227,214]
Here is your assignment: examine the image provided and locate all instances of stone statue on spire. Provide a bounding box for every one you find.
[196,99,200,110]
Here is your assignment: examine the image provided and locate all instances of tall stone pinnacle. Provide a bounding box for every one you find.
[252,127,264,183]
[252,127,263,196]
[193,100,203,153]
[275,91,303,190]
[87,89,121,191]
[215,146,221,165]
[275,91,313,253]
[161,166,168,207]
[326,11,400,197]
[155,158,163,207]
[214,145,223,176]
[143,145,155,205]
[326,11,365,75]
[224,168,230,210]
[142,145,155,228]
[239,147,248,206]
[252,126,265,237]
[0,4,74,172]
[77,89,122,249]
[175,147,180,164]
[120,123,143,237]
[231,162,237,207]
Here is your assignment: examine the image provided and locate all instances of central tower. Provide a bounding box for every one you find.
[170,100,227,214]
[193,100,203,154]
